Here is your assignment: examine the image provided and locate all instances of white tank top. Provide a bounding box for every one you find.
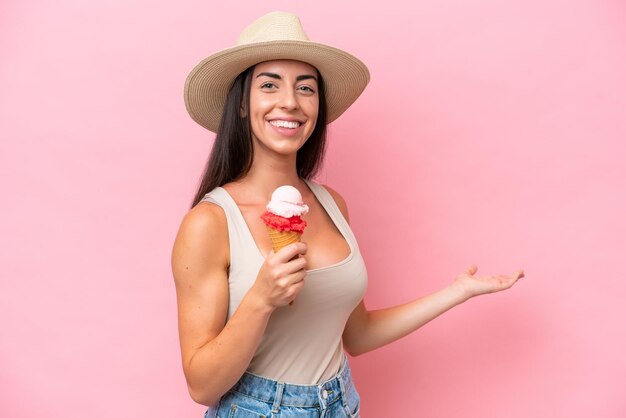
[200,179,368,384]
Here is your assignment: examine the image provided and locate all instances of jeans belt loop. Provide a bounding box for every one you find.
[271,382,285,414]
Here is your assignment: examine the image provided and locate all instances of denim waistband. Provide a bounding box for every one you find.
[230,354,353,410]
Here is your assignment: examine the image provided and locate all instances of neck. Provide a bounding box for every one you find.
[238,149,307,201]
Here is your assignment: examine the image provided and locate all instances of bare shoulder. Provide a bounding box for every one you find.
[321,183,350,224]
[182,201,228,239]
[172,201,230,275]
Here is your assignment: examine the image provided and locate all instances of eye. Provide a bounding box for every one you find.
[298,85,316,93]
[260,82,276,89]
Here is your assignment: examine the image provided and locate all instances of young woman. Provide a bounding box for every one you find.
[172,12,524,418]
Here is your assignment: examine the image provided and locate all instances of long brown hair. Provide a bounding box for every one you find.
[190,65,328,208]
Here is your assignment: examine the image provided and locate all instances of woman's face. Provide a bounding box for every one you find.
[248,59,319,157]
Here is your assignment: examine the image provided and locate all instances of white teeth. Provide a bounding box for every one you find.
[269,120,300,129]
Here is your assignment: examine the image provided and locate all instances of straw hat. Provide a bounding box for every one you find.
[184,11,370,133]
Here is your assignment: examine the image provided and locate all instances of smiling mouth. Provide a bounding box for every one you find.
[269,120,301,129]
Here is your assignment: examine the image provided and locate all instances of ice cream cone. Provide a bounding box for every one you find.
[261,186,309,307]
[266,226,302,252]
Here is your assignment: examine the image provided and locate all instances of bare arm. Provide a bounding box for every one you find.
[342,283,468,356]
[323,185,525,357]
[343,267,524,356]
[171,202,308,406]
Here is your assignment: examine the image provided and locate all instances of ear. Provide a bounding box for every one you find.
[240,103,247,118]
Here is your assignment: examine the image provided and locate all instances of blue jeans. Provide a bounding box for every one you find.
[204,354,361,417]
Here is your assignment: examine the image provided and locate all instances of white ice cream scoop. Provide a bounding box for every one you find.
[266,185,310,218]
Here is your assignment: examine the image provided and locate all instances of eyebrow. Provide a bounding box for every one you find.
[256,72,318,82]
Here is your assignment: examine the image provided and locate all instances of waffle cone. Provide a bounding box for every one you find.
[265,226,302,252]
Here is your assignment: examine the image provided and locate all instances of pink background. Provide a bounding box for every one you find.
[2,1,625,417]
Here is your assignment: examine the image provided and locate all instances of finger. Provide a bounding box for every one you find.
[275,242,307,262]
[284,255,308,274]
[285,270,307,285]
[276,278,305,304]
[466,264,478,275]
[288,280,305,302]
[279,256,308,275]
[501,273,520,288]
[270,258,306,285]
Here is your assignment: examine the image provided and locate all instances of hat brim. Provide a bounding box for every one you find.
[184,40,370,133]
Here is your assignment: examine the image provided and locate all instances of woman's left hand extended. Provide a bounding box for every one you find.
[453,265,525,299]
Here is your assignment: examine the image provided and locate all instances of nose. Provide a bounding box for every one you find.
[278,88,299,111]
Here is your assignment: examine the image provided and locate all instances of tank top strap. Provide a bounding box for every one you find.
[200,188,265,269]
[303,179,360,252]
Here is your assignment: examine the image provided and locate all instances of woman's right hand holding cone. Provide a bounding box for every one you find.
[250,242,308,310]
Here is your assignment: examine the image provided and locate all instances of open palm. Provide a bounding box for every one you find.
[454,265,525,298]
